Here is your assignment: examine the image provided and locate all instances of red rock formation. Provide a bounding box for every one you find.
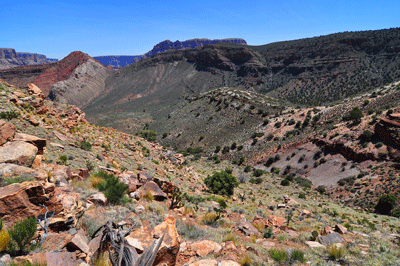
[0,51,96,96]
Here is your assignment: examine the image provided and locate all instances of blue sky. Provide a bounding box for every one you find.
[2,0,400,59]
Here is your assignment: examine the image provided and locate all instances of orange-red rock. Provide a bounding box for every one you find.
[0,120,16,146]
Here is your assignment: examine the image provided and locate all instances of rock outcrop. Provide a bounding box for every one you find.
[0,181,84,229]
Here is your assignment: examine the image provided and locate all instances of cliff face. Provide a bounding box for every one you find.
[0,51,105,96]
[142,38,247,59]
[94,38,247,67]
[0,48,58,69]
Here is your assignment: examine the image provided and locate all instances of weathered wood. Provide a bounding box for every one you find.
[92,220,166,266]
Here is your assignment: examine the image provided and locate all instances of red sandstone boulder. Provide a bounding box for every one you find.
[267,215,285,228]
[0,181,54,226]
[0,141,38,167]
[177,240,222,264]
[14,252,79,266]
[0,163,47,180]
[27,83,44,99]
[127,216,180,266]
[0,120,16,146]
[13,133,46,154]
[137,181,168,201]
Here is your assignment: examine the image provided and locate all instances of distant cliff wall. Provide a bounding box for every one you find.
[94,38,247,67]
[0,48,58,69]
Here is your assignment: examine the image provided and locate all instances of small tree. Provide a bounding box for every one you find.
[344,107,364,124]
[94,171,129,204]
[141,130,158,142]
[7,217,37,255]
[375,194,397,215]
[204,171,239,196]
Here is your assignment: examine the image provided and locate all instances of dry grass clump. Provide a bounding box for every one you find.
[90,251,113,266]
[251,222,264,232]
[144,190,154,201]
[89,175,103,187]
[222,234,240,246]
[201,212,218,225]
[326,244,345,261]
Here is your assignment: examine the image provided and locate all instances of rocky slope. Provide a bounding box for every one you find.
[0,51,111,100]
[0,48,57,70]
[93,38,247,67]
[0,79,399,265]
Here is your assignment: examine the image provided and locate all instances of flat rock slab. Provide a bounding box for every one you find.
[188,260,240,266]
[318,232,345,246]
[305,241,325,248]
[18,252,79,266]
[14,133,46,154]
[0,163,46,180]
[0,141,38,167]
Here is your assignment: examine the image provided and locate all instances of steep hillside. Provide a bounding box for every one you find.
[0,51,111,99]
[48,58,112,108]
[0,48,57,69]
[83,44,269,129]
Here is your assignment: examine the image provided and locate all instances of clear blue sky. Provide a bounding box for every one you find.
[2,0,400,59]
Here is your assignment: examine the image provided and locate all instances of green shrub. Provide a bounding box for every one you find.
[271,167,280,175]
[7,217,37,255]
[58,155,67,165]
[225,168,233,174]
[5,176,35,185]
[281,179,290,186]
[310,230,319,241]
[274,121,282,128]
[291,249,306,263]
[343,106,364,124]
[222,146,230,154]
[250,177,263,184]
[316,185,326,194]
[94,171,129,204]
[359,130,373,142]
[298,192,306,199]
[295,176,312,188]
[270,249,288,263]
[244,165,252,172]
[79,141,92,151]
[141,130,158,141]
[375,193,397,215]
[231,142,237,150]
[252,169,264,177]
[204,171,239,196]
[0,111,19,121]
[264,227,273,238]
